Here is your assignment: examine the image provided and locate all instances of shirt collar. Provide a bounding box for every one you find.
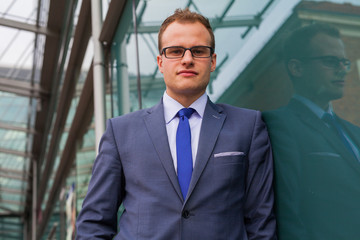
[163,91,207,124]
[293,94,333,119]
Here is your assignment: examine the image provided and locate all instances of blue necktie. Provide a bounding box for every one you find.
[176,108,195,199]
[322,113,357,159]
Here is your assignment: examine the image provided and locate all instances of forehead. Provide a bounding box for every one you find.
[310,33,345,57]
[161,21,211,47]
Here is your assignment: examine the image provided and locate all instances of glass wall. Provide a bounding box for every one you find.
[110,0,285,114]
[107,0,360,239]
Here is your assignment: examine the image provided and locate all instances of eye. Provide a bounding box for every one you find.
[322,57,338,67]
[192,47,206,55]
[168,48,183,55]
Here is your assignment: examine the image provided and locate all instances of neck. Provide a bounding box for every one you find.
[295,91,330,111]
[308,98,329,111]
[166,91,205,108]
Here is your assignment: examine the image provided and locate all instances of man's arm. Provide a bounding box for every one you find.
[262,112,307,240]
[76,119,124,239]
[244,111,276,240]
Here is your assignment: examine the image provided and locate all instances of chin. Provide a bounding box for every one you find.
[329,92,344,101]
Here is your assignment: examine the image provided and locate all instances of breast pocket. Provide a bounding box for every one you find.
[213,152,246,165]
[210,153,247,190]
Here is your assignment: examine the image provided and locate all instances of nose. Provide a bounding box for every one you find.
[339,61,350,73]
[181,49,194,65]
[335,63,348,78]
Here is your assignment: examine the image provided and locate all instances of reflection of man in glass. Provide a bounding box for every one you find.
[263,23,360,240]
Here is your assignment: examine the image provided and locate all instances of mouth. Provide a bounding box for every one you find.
[332,80,345,86]
[177,70,198,77]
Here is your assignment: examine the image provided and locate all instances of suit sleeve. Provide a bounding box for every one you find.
[244,111,277,240]
[262,112,308,240]
[76,119,124,239]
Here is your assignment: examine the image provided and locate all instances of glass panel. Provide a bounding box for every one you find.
[110,0,278,114]
[212,1,360,239]
[0,0,38,24]
[0,153,28,215]
[0,92,30,126]
[107,1,360,239]
[0,27,34,73]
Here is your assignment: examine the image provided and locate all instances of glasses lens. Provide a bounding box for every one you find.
[341,60,351,71]
[321,57,340,69]
[191,46,211,58]
[321,57,351,71]
[164,47,184,58]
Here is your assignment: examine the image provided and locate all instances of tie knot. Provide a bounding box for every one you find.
[322,112,336,123]
[178,108,195,119]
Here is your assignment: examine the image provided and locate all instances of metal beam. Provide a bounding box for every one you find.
[91,0,106,153]
[0,233,21,240]
[0,147,30,158]
[126,17,262,34]
[0,17,57,36]
[24,0,70,234]
[0,186,23,195]
[0,77,48,99]
[36,0,92,237]
[0,172,26,181]
[37,63,94,239]
[99,0,127,44]
[0,204,17,212]
[0,121,35,134]
[128,75,165,91]
[0,166,28,177]
[0,199,23,206]
[46,223,58,240]
[36,0,91,213]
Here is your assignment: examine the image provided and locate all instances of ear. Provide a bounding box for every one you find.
[157,55,164,73]
[210,53,217,72]
[287,59,303,77]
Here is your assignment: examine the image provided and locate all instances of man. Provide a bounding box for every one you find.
[263,24,360,240]
[76,8,276,239]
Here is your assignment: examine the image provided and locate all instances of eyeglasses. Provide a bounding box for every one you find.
[161,46,214,59]
[299,56,351,72]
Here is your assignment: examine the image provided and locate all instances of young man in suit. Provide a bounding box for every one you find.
[263,24,360,239]
[76,8,276,239]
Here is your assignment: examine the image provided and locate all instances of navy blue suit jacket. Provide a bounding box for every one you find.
[263,99,360,240]
[76,99,276,239]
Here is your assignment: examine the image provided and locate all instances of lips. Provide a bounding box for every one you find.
[332,80,345,86]
[177,70,198,77]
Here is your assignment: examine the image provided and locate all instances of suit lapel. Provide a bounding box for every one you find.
[336,116,360,149]
[335,115,360,163]
[143,100,183,200]
[186,100,226,201]
[288,99,360,165]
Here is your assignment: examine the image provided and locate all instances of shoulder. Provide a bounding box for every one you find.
[336,115,360,132]
[110,108,148,121]
[211,102,262,127]
[262,103,296,123]
[214,102,260,116]
[109,102,161,124]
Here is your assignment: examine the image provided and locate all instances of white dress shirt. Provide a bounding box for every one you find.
[163,91,207,171]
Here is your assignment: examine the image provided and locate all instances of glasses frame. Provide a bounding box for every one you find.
[298,55,351,72]
[161,46,214,59]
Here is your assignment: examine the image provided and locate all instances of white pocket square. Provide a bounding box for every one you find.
[308,152,341,157]
[214,151,245,157]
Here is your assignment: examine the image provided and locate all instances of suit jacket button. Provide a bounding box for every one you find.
[182,210,190,219]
